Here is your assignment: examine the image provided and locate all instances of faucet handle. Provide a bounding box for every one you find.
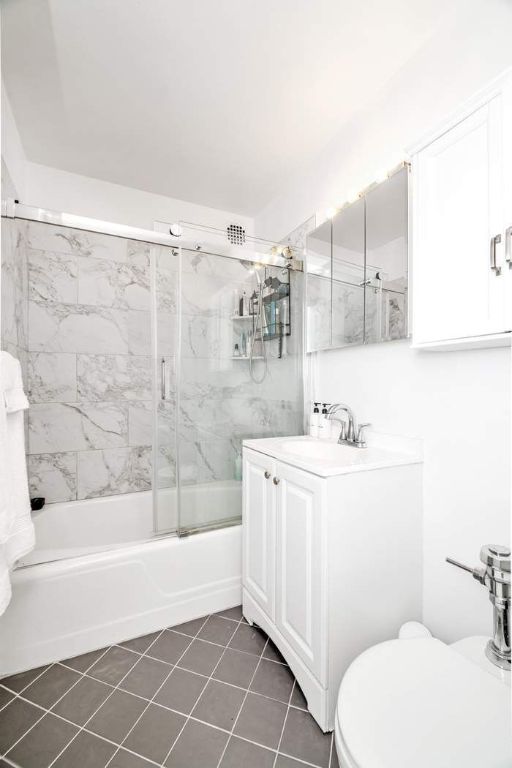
[355,423,371,446]
[446,557,485,584]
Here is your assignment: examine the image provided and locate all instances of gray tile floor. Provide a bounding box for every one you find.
[0,607,339,768]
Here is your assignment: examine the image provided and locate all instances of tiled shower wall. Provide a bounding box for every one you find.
[158,248,303,491]
[1,219,303,505]
[5,220,155,503]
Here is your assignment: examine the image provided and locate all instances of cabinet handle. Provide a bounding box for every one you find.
[264,471,271,479]
[505,226,512,267]
[490,234,502,276]
[273,477,280,485]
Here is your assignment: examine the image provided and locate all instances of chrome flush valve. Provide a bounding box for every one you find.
[446,545,511,670]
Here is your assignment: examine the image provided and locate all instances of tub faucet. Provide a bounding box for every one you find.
[446,544,511,670]
[326,403,370,448]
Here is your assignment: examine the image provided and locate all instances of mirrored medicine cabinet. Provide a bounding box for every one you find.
[306,164,409,352]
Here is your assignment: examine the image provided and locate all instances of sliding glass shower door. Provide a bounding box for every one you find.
[152,244,180,534]
[153,244,304,537]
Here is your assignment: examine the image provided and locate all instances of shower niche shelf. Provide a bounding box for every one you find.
[232,355,264,360]
[232,270,291,359]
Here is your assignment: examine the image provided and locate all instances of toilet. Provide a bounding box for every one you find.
[334,623,511,768]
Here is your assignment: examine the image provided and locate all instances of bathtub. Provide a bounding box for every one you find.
[0,483,242,675]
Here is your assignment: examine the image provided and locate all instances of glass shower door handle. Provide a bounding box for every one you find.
[161,357,169,400]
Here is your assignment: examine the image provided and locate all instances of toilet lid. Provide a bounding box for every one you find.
[336,638,511,768]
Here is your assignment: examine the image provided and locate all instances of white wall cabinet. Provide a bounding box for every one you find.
[412,72,512,348]
[242,443,422,731]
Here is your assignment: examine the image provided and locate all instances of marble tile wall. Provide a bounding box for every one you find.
[20,221,155,503]
[2,220,304,508]
[1,219,28,381]
[167,251,304,496]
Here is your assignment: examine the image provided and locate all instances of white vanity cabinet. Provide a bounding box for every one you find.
[411,71,512,348]
[242,437,423,732]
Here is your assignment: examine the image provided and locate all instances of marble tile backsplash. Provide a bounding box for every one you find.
[2,221,303,505]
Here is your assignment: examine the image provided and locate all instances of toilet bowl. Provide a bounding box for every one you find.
[334,628,511,768]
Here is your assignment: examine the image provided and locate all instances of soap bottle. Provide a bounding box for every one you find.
[310,402,320,438]
[239,291,248,316]
[321,404,331,440]
[233,343,240,357]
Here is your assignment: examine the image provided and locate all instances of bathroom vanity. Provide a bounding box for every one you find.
[242,434,423,731]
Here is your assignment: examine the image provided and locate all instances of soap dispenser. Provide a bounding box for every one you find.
[321,404,331,440]
[310,403,321,438]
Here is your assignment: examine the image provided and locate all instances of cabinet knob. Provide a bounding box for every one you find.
[273,477,280,485]
[264,471,271,479]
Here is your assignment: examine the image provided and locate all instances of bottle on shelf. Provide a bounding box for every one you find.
[250,290,258,316]
[233,289,240,316]
[239,291,249,317]
[233,343,240,357]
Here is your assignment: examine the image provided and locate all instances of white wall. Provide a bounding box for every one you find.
[1,80,27,199]
[2,79,253,233]
[256,1,512,241]
[314,342,510,643]
[255,0,512,643]
[24,162,254,233]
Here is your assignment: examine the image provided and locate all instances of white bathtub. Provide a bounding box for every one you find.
[0,484,242,675]
[20,481,242,566]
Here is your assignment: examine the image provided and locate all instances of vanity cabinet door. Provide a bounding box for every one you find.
[412,89,508,345]
[274,462,327,684]
[242,449,276,620]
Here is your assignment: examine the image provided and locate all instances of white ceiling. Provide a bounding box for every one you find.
[2,0,455,215]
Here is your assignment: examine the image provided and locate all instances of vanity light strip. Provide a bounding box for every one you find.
[318,159,410,224]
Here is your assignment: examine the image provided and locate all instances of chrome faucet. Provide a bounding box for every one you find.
[326,403,370,448]
[446,544,511,670]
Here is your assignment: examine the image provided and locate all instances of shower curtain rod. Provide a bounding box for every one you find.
[0,199,292,268]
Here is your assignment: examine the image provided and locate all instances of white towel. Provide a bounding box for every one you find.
[0,352,35,616]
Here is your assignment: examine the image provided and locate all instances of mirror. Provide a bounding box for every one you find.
[306,165,408,352]
[364,166,408,343]
[305,219,332,350]
[331,197,365,347]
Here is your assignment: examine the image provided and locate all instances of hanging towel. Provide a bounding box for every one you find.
[0,352,35,616]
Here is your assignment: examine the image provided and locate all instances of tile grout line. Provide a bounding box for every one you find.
[1,643,114,760]
[58,648,293,710]
[158,613,246,767]
[2,614,329,768]
[103,613,217,767]
[3,690,326,768]
[272,675,296,768]
[41,626,171,768]
[214,629,271,768]
[4,666,312,754]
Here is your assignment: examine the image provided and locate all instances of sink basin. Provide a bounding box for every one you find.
[280,439,359,461]
[243,435,422,477]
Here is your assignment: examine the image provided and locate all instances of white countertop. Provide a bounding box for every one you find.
[243,433,423,478]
